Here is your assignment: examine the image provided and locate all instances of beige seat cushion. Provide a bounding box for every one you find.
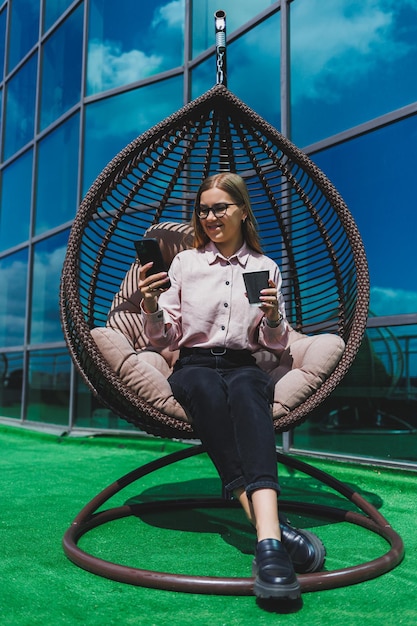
[91,327,189,421]
[92,325,345,424]
[264,332,345,418]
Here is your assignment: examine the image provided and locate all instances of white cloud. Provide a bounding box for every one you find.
[87,40,163,93]
[87,0,184,94]
[0,257,27,346]
[291,0,416,102]
[370,286,417,316]
[152,0,184,29]
[29,246,67,343]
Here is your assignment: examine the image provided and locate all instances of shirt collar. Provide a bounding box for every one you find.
[205,241,250,267]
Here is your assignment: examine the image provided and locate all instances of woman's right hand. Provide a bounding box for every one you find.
[138,262,170,314]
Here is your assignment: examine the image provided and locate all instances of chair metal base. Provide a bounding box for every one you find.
[62,445,404,595]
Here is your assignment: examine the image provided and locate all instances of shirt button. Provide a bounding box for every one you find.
[226,281,230,285]
[221,325,225,330]
[224,303,228,308]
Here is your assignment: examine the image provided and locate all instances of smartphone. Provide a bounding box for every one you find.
[134,238,171,288]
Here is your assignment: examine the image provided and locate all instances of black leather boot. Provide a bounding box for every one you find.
[252,539,301,600]
[279,515,326,573]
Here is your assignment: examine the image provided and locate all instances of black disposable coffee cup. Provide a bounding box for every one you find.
[242,270,269,306]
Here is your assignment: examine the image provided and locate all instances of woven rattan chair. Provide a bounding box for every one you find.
[61,82,369,438]
[60,13,403,595]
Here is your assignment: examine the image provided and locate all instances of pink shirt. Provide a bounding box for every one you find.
[143,242,289,354]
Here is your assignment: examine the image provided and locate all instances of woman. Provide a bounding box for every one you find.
[139,173,324,600]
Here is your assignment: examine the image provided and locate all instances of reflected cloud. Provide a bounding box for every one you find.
[152,0,184,29]
[291,0,417,102]
[0,257,27,346]
[88,41,163,92]
[87,0,184,93]
[371,285,417,315]
[30,244,67,344]
[4,60,36,157]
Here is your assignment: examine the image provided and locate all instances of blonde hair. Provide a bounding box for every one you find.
[191,173,263,253]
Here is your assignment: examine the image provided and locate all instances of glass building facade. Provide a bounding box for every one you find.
[0,0,416,465]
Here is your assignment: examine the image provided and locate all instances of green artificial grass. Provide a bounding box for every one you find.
[1,424,416,626]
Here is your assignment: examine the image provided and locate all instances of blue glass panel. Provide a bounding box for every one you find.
[0,351,24,419]
[312,115,417,316]
[87,0,184,95]
[191,55,214,100]
[0,249,28,348]
[30,230,69,344]
[40,4,83,130]
[0,149,32,251]
[27,348,71,425]
[83,76,183,194]
[35,115,79,235]
[192,0,275,58]
[4,54,37,160]
[227,13,280,131]
[393,324,417,398]
[192,13,280,129]
[8,0,40,71]
[74,373,133,429]
[0,8,7,80]
[296,319,417,463]
[291,0,417,146]
[43,0,74,32]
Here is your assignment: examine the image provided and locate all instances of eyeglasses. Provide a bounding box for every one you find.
[196,202,236,219]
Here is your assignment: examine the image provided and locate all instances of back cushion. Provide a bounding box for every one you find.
[106,222,194,353]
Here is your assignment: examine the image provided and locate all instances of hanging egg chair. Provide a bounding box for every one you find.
[61,10,403,596]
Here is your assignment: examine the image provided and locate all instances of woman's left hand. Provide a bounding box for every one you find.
[259,279,281,323]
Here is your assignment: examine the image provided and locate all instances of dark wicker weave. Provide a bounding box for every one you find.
[60,84,370,438]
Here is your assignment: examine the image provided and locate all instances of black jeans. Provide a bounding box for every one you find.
[168,350,280,500]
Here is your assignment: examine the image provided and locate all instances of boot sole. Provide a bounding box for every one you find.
[252,561,301,600]
[253,576,301,600]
